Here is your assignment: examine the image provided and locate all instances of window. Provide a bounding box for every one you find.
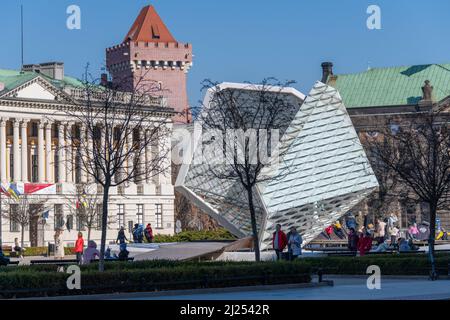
[117,204,125,229]
[31,122,38,137]
[54,204,64,230]
[76,213,85,231]
[137,204,144,224]
[155,204,163,229]
[66,215,74,231]
[9,205,19,232]
[54,153,59,182]
[75,154,81,184]
[31,155,38,182]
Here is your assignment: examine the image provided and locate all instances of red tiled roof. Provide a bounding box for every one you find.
[123,5,176,43]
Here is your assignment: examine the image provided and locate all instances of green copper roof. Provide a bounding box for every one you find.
[0,68,85,94]
[328,63,450,108]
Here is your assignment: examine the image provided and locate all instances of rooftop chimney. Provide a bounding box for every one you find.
[22,62,64,81]
[100,73,108,87]
[321,62,333,83]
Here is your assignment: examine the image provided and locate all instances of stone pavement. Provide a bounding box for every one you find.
[139,276,450,300]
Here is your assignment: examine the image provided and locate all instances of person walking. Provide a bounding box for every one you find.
[408,223,419,240]
[389,224,399,246]
[288,227,303,260]
[324,225,333,240]
[13,238,24,259]
[54,229,65,259]
[272,224,288,261]
[74,232,84,264]
[116,226,128,244]
[357,231,373,256]
[347,228,359,252]
[333,221,345,239]
[144,223,154,243]
[375,218,386,245]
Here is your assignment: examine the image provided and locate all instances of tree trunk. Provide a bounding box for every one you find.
[428,202,437,280]
[21,225,25,250]
[99,185,110,272]
[87,227,91,243]
[247,187,261,262]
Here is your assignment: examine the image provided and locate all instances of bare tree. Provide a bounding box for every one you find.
[362,132,400,220]
[193,79,300,261]
[1,194,48,249]
[366,110,450,279]
[65,184,104,242]
[62,71,172,271]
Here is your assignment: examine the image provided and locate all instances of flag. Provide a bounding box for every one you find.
[0,183,21,200]
[8,183,21,200]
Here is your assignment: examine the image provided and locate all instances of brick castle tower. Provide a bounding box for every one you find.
[106,5,193,123]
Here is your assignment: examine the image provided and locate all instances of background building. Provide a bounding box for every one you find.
[106,5,193,124]
[0,62,175,247]
[322,62,450,229]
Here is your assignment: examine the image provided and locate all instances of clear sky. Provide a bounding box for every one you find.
[1,0,450,107]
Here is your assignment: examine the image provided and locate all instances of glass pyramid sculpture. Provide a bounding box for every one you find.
[176,81,378,250]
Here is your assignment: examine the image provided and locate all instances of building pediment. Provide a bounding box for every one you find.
[0,76,72,103]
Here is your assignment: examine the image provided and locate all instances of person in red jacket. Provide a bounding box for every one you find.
[75,232,84,264]
[357,231,373,256]
[272,224,288,260]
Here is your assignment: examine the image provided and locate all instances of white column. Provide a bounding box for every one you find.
[126,131,134,182]
[66,123,74,183]
[138,128,145,183]
[58,122,66,183]
[13,120,21,182]
[80,124,87,184]
[159,125,171,185]
[21,119,29,182]
[87,125,94,183]
[0,118,7,183]
[6,141,11,181]
[145,129,151,184]
[38,121,45,182]
[45,122,52,183]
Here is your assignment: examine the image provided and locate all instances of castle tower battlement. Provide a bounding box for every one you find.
[106,5,193,123]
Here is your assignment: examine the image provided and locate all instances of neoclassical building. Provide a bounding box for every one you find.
[0,63,175,247]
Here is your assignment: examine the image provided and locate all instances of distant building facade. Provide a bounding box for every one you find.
[323,62,450,229]
[0,61,175,247]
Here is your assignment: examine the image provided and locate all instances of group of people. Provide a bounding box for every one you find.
[272,224,303,261]
[345,212,421,255]
[117,223,154,244]
[74,231,130,264]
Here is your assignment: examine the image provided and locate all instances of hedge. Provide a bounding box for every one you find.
[4,247,75,257]
[297,254,450,275]
[153,228,236,243]
[0,261,311,298]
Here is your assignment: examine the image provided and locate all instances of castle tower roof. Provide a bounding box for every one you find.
[123,5,177,43]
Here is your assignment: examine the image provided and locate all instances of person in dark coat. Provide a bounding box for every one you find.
[116,226,128,244]
[347,228,359,252]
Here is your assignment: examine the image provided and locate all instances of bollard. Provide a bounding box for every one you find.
[318,268,323,282]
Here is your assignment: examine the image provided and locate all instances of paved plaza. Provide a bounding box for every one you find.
[131,276,450,300]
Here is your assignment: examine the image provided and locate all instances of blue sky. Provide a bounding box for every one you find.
[1,0,450,106]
